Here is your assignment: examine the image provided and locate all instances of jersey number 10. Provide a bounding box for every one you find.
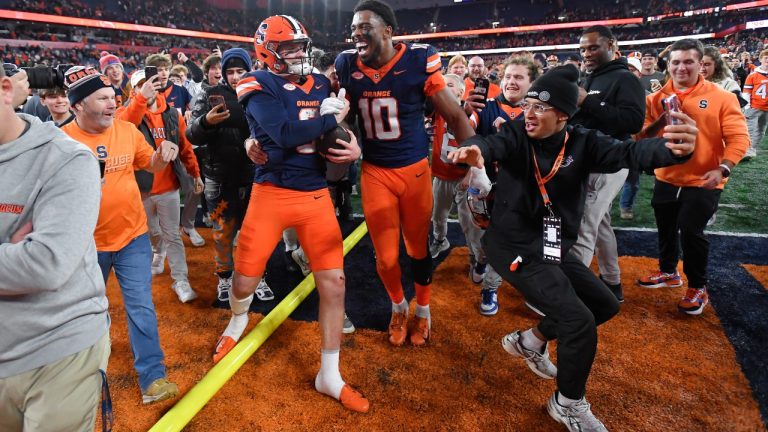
[359,97,402,140]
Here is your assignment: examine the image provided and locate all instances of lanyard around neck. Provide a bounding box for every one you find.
[531,132,568,216]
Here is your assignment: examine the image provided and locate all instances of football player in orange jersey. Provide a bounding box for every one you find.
[214,15,369,413]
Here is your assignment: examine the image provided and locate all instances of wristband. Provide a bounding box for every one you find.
[719,163,731,178]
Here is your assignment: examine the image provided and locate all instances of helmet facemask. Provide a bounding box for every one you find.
[276,39,314,76]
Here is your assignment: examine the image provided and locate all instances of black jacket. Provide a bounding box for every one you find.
[186,82,254,185]
[464,122,688,265]
[571,58,645,140]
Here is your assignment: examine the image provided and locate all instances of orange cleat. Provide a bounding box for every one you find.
[339,384,370,413]
[409,316,430,347]
[388,311,407,346]
[213,336,236,364]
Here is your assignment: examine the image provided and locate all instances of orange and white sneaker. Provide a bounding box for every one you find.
[678,286,709,315]
[339,384,370,413]
[388,311,407,346]
[409,316,430,347]
[213,336,237,363]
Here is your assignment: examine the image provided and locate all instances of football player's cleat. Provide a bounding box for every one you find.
[213,336,237,364]
[409,316,430,347]
[339,384,370,413]
[388,311,407,347]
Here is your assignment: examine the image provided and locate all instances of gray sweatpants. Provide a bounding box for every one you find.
[178,169,200,230]
[746,107,768,158]
[144,189,189,282]
[432,177,485,265]
[570,170,628,285]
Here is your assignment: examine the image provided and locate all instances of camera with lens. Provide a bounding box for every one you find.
[2,63,73,89]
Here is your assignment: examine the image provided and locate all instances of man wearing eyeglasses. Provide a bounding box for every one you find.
[450,65,698,432]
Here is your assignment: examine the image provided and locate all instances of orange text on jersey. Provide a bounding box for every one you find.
[362,90,392,98]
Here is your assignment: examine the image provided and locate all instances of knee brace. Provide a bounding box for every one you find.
[410,255,433,286]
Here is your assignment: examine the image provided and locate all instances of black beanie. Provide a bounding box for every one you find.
[64,66,113,106]
[526,64,580,118]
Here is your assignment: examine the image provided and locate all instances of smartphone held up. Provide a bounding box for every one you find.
[662,94,683,126]
[208,94,226,108]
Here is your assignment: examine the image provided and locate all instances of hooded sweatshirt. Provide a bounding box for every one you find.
[141,95,200,195]
[0,114,109,378]
[570,58,646,140]
[642,76,749,189]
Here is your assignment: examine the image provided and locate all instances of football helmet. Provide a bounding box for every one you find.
[467,186,495,230]
[254,15,313,76]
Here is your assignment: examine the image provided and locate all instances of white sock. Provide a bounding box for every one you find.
[314,349,345,399]
[557,391,582,407]
[222,293,253,341]
[392,299,408,314]
[415,304,431,329]
[415,304,430,318]
[521,329,546,353]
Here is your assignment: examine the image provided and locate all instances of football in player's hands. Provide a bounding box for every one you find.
[318,123,351,159]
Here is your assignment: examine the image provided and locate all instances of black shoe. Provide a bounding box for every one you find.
[600,275,624,303]
[284,250,299,272]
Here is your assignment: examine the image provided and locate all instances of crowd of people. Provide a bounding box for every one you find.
[1,0,764,431]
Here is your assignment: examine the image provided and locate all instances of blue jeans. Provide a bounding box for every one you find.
[620,169,640,211]
[97,233,166,392]
[204,179,251,276]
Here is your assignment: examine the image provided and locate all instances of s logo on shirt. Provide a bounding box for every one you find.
[96,145,108,159]
[699,99,708,109]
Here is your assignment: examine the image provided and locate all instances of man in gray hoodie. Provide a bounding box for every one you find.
[0,63,110,431]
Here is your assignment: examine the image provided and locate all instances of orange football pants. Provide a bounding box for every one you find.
[361,158,433,306]
[235,183,343,277]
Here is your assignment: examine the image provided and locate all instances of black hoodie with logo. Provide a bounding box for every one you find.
[570,58,646,140]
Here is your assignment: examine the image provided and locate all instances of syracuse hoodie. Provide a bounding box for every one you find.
[0,114,109,378]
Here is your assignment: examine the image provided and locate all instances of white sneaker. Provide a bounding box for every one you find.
[181,227,205,247]
[547,392,607,432]
[255,279,274,301]
[429,238,450,259]
[470,262,487,284]
[343,313,356,334]
[151,253,165,275]
[172,280,198,303]
[501,330,557,379]
[202,212,213,227]
[291,248,311,276]
[217,276,232,302]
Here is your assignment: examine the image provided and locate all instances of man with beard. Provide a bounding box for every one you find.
[61,66,180,404]
[568,25,646,303]
[463,55,502,116]
[336,0,475,347]
[637,39,749,315]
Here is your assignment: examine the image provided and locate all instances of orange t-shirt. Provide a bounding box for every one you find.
[744,69,768,111]
[463,77,501,101]
[430,115,468,181]
[62,119,155,251]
